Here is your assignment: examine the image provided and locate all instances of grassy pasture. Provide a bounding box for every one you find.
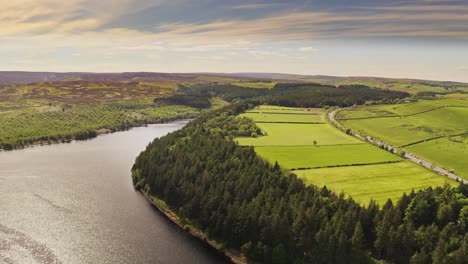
[304,77,468,94]
[231,81,276,89]
[338,99,468,181]
[297,161,455,204]
[238,104,456,204]
[406,135,468,180]
[342,107,468,146]
[336,99,468,120]
[251,105,323,114]
[236,123,361,146]
[255,144,402,169]
[439,93,468,99]
[389,101,444,115]
[335,107,397,120]
[240,112,325,123]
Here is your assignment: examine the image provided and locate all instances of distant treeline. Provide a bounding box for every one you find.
[180,83,270,102]
[132,102,468,264]
[268,84,410,108]
[0,103,199,150]
[170,83,410,108]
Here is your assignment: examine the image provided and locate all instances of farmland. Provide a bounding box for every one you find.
[237,105,453,204]
[302,75,468,94]
[231,81,276,89]
[337,99,468,180]
[248,105,325,114]
[254,144,402,169]
[297,161,455,204]
[240,112,325,123]
[406,135,468,179]
[236,123,361,146]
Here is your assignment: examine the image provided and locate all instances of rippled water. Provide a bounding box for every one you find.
[0,121,229,264]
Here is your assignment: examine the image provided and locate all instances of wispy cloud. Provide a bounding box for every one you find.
[0,0,467,82]
[154,10,468,42]
[0,0,159,35]
[1,1,467,41]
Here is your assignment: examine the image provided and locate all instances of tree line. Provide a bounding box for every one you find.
[132,102,468,264]
[174,83,410,108]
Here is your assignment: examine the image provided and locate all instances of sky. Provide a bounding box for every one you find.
[1,0,468,82]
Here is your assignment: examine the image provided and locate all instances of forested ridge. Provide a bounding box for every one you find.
[178,83,410,107]
[132,102,468,264]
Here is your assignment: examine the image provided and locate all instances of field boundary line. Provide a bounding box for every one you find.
[248,143,367,147]
[290,160,403,171]
[336,105,447,121]
[255,121,326,124]
[335,115,398,121]
[248,111,322,115]
[256,122,329,125]
[402,105,447,117]
[400,131,468,147]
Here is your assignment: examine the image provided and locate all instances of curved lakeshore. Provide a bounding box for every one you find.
[0,121,229,264]
[140,190,251,264]
[0,116,196,152]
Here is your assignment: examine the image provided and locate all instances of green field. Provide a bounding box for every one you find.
[406,135,468,180]
[231,81,277,89]
[255,144,402,169]
[249,105,323,114]
[303,76,468,95]
[337,99,468,180]
[297,161,455,204]
[336,99,468,120]
[237,123,362,146]
[341,106,468,146]
[240,112,324,123]
[237,106,453,204]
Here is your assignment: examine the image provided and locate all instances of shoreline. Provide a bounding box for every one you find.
[139,190,251,264]
[0,118,193,152]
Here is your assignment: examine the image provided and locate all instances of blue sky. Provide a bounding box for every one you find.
[1,0,468,81]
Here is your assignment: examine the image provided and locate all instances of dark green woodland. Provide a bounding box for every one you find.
[132,102,468,264]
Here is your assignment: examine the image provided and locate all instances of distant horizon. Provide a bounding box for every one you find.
[0,70,467,84]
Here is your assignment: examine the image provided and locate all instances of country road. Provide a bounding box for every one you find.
[328,109,468,185]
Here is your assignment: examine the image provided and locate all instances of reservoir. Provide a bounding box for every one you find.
[0,120,229,264]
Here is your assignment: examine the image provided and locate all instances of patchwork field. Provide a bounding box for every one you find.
[337,99,468,180]
[248,105,324,114]
[236,123,361,146]
[335,99,468,120]
[297,161,455,204]
[237,105,454,204]
[303,76,468,95]
[240,112,325,123]
[231,81,277,89]
[340,108,468,146]
[406,135,468,180]
[255,144,402,169]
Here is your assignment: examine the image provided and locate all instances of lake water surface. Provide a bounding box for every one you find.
[0,121,229,264]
